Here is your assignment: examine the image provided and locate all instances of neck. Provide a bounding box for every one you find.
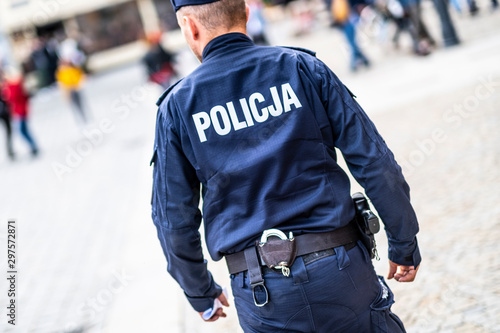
[200,27,247,60]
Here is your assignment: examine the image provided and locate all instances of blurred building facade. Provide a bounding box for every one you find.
[0,0,180,73]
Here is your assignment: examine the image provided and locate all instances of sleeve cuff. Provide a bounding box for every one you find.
[185,277,223,312]
[388,237,421,268]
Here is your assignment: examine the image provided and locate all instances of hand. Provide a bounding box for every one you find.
[198,292,230,322]
[387,260,419,282]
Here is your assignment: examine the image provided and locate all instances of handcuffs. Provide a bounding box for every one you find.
[258,229,297,277]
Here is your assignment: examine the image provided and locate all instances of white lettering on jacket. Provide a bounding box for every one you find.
[192,83,302,143]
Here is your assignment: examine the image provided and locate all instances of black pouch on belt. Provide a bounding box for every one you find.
[257,229,297,277]
[352,192,380,259]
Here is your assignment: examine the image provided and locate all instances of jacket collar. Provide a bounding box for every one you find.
[202,33,254,62]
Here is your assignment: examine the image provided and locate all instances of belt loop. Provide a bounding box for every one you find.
[334,246,351,270]
[244,246,269,307]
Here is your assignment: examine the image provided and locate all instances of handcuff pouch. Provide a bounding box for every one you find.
[258,237,297,270]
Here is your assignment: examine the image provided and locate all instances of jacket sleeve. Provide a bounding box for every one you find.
[151,106,222,312]
[318,63,421,268]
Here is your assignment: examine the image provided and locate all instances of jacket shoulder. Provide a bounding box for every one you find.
[156,78,184,107]
[279,46,317,57]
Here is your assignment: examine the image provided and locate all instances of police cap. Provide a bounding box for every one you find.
[171,0,221,11]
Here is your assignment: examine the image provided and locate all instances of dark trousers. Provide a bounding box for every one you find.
[19,119,38,154]
[70,89,87,123]
[230,243,405,332]
[342,21,370,71]
[406,1,435,52]
[0,113,14,157]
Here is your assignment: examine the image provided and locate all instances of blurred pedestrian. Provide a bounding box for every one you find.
[329,0,371,71]
[59,33,87,70]
[30,36,59,89]
[467,0,480,14]
[142,32,178,89]
[55,59,88,124]
[466,0,498,15]
[378,0,413,49]
[247,0,270,45]
[398,0,435,55]
[289,0,316,36]
[0,73,14,160]
[432,0,460,47]
[1,68,39,157]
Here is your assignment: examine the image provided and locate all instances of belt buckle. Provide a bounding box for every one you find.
[251,281,269,307]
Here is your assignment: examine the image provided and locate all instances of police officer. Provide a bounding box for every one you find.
[150,0,421,331]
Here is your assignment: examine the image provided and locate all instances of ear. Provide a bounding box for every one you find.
[245,4,250,23]
[185,15,200,41]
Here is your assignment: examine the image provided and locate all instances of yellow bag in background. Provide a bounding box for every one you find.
[332,0,350,23]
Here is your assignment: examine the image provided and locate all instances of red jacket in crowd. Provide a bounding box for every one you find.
[1,79,30,119]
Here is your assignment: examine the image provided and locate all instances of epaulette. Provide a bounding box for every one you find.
[156,78,184,106]
[281,46,317,57]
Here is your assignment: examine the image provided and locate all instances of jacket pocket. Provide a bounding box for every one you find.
[370,276,406,333]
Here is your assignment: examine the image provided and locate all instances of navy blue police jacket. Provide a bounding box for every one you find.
[151,32,421,312]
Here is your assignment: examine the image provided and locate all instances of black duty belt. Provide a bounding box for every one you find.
[225,221,360,275]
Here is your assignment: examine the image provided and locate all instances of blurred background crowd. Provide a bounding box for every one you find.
[0,0,497,163]
[0,0,498,161]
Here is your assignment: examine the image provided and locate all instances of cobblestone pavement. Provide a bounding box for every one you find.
[381,80,500,333]
[0,1,499,332]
